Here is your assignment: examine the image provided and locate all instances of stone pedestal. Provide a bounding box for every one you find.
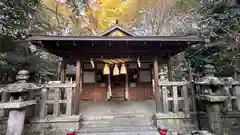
[198,95,227,135]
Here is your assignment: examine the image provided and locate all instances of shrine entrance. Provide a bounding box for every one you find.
[110,74,126,100]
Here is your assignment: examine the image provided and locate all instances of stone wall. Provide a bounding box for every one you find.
[199,113,240,135]
[0,114,82,135]
[153,112,240,134]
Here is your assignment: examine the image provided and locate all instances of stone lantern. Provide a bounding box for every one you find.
[197,64,222,94]
[196,64,228,135]
[0,70,42,135]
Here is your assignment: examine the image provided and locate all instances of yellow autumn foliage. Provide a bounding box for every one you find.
[86,0,151,31]
[39,0,152,34]
[40,0,81,32]
[41,0,73,21]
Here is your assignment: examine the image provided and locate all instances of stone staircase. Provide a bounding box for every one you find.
[78,113,159,134]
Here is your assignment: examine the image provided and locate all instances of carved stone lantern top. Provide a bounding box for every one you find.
[16,70,30,82]
[0,70,43,109]
[4,70,42,93]
[203,64,215,76]
[196,64,228,102]
[199,64,221,86]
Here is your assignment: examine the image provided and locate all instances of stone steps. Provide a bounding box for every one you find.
[79,114,157,133]
[79,126,156,133]
[82,120,153,127]
[80,125,156,132]
[82,114,149,120]
[78,131,160,135]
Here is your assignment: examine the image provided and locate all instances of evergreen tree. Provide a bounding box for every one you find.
[186,0,240,77]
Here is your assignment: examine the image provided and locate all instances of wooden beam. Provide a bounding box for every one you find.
[64,58,169,65]
[47,47,181,55]
[153,57,162,113]
[73,59,81,114]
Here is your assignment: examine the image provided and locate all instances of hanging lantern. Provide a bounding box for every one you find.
[120,63,127,74]
[103,64,110,75]
[113,64,119,76]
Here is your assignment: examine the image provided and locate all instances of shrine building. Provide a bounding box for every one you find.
[28,23,205,113]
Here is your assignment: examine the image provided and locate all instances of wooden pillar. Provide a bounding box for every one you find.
[107,74,111,100]
[153,57,162,113]
[167,58,173,81]
[125,65,129,100]
[73,59,81,114]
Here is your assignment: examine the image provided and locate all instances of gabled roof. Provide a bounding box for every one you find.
[28,20,206,60]
[99,20,136,36]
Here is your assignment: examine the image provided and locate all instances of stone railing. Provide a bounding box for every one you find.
[156,80,240,134]
[39,83,76,117]
[33,83,82,131]
[0,83,76,117]
[158,80,240,114]
[159,81,190,116]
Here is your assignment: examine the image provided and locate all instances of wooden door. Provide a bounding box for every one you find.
[111,75,125,99]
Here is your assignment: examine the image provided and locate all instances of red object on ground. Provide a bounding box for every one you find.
[66,130,76,135]
[159,126,168,135]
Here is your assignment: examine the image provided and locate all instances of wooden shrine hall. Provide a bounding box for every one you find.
[28,23,205,113]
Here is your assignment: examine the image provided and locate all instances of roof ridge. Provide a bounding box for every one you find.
[99,22,136,36]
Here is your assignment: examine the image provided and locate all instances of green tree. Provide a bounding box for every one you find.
[165,0,240,80]
[0,0,42,39]
[0,0,62,83]
[0,35,58,83]
[187,0,240,77]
